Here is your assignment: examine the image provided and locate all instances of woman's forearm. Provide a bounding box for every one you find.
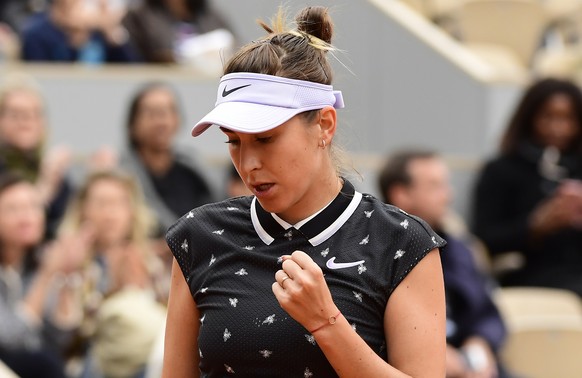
[22,269,53,321]
[313,316,410,378]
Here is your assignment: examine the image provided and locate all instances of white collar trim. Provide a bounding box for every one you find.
[251,191,362,246]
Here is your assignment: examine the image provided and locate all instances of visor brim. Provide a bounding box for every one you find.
[192,102,320,136]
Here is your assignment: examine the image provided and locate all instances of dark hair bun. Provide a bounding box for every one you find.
[295,6,333,44]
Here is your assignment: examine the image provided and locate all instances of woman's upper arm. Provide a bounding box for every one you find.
[162,259,200,378]
[384,249,446,378]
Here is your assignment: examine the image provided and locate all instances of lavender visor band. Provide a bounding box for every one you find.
[191,72,345,136]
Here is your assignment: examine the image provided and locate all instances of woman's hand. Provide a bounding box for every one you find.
[445,339,498,378]
[530,181,582,238]
[558,179,582,229]
[88,146,118,172]
[93,0,127,46]
[103,243,150,292]
[272,250,339,333]
[24,227,93,324]
[41,226,94,276]
[460,337,498,378]
[37,146,72,206]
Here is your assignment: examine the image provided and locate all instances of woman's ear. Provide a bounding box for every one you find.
[318,106,337,143]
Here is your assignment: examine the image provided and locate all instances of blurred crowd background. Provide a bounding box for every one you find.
[0,0,582,377]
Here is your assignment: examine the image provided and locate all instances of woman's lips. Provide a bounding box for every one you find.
[253,183,274,195]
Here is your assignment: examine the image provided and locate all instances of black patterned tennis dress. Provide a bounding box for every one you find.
[167,180,445,377]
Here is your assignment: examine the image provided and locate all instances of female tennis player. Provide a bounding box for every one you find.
[163,6,446,377]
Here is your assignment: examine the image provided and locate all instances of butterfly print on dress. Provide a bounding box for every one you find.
[259,349,273,358]
[358,264,367,275]
[235,268,248,276]
[224,364,235,373]
[262,314,276,325]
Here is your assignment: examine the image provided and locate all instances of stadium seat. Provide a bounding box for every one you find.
[455,0,549,68]
[494,286,582,327]
[495,287,582,378]
[501,321,582,378]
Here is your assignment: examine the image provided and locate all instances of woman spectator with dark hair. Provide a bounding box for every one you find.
[472,77,582,295]
[0,173,85,378]
[123,0,236,66]
[120,82,214,235]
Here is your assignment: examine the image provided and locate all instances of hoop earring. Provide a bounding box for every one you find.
[320,139,326,149]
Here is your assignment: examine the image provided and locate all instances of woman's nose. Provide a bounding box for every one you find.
[239,145,262,173]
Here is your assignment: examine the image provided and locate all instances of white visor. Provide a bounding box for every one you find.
[192,72,344,136]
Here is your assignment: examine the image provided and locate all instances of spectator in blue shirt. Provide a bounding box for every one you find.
[378,149,509,378]
[20,0,135,63]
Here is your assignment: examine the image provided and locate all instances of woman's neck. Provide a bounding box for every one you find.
[1,245,26,270]
[138,147,173,175]
[168,3,192,21]
[278,170,343,225]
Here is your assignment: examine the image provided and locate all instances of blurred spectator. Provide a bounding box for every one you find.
[0,0,28,62]
[20,0,136,63]
[120,82,213,235]
[472,77,582,296]
[0,14,21,62]
[0,173,84,378]
[122,0,235,66]
[0,0,47,33]
[0,74,72,239]
[379,150,509,378]
[58,170,167,378]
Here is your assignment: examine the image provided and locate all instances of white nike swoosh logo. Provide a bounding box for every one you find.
[326,257,365,270]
